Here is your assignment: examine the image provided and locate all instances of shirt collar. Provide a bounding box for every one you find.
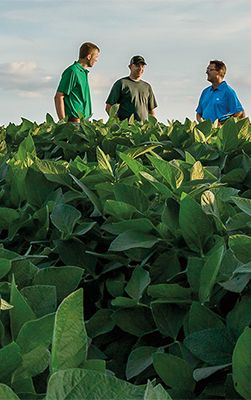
[210,81,226,91]
[74,61,89,73]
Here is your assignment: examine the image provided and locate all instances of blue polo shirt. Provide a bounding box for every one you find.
[196,81,244,122]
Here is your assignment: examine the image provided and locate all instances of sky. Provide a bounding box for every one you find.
[1,0,251,126]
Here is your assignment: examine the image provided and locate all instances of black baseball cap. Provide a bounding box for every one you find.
[129,55,147,65]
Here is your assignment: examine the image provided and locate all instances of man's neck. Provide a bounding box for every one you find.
[78,58,89,69]
[211,79,223,90]
[129,74,141,82]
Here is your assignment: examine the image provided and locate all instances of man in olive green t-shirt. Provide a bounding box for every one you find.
[54,42,100,123]
[105,55,157,122]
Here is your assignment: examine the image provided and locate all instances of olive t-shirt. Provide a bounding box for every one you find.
[106,77,157,121]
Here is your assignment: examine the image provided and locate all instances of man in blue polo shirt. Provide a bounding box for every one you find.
[196,60,245,124]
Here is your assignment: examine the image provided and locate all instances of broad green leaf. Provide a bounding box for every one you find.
[179,194,213,253]
[184,328,234,365]
[193,363,231,382]
[148,284,191,303]
[118,152,145,177]
[16,313,55,353]
[187,257,204,293]
[151,302,185,338]
[153,353,195,393]
[46,368,144,400]
[148,155,184,189]
[0,384,20,400]
[33,266,84,303]
[102,218,155,235]
[113,307,156,337]
[114,183,149,213]
[144,381,173,400]
[0,342,22,383]
[199,243,224,303]
[10,277,36,339]
[125,266,150,301]
[229,234,251,263]
[187,302,224,334]
[227,295,251,338]
[104,200,139,220]
[70,174,102,216]
[0,208,19,229]
[13,346,50,379]
[109,231,159,252]
[86,309,115,338]
[50,289,88,373]
[111,297,138,307]
[231,196,251,216]
[20,285,57,317]
[126,346,159,380]
[232,327,251,400]
[51,204,81,238]
[10,259,38,288]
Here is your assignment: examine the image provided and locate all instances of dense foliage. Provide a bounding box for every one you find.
[0,113,251,399]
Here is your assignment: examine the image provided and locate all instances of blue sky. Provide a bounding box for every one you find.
[1,0,251,125]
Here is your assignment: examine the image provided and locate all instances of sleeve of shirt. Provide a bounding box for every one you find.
[148,85,158,110]
[57,68,77,95]
[106,80,122,105]
[226,87,244,114]
[196,92,203,115]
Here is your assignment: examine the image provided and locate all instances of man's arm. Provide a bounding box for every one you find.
[54,91,65,120]
[233,111,246,118]
[196,112,203,122]
[105,103,112,115]
[149,109,156,117]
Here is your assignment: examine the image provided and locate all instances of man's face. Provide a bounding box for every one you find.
[206,63,218,82]
[129,62,145,79]
[87,49,100,67]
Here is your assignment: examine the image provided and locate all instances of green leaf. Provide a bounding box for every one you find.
[199,243,225,303]
[232,327,251,399]
[0,258,12,280]
[13,346,50,379]
[104,200,139,220]
[10,277,36,340]
[0,342,22,383]
[86,309,115,338]
[148,284,191,303]
[113,307,156,337]
[227,295,251,339]
[50,289,88,373]
[109,231,159,252]
[114,183,149,213]
[51,204,81,238]
[46,368,145,400]
[33,266,84,303]
[0,384,21,400]
[125,266,150,301]
[193,363,231,382]
[20,285,57,317]
[126,346,160,380]
[231,196,251,216]
[179,194,213,253]
[184,328,234,365]
[153,353,195,393]
[70,174,102,216]
[229,234,251,263]
[151,303,185,338]
[0,297,13,310]
[144,381,173,400]
[187,302,224,334]
[16,313,55,353]
[148,155,184,190]
[102,218,155,235]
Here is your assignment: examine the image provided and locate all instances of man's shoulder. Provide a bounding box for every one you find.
[62,62,79,75]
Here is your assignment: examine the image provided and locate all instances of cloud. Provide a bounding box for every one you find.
[0,61,56,96]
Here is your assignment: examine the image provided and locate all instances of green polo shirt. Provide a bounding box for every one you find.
[106,77,157,121]
[57,61,92,119]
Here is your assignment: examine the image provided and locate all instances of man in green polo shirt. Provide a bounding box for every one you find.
[54,42,100,123]
[105,55,157,122]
